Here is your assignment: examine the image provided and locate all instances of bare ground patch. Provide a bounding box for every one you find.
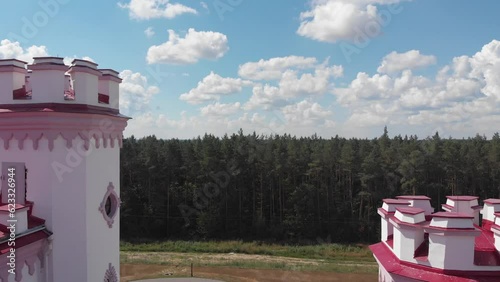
[120,252,378,282]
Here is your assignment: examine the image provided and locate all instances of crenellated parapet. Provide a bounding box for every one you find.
[0,57,121,110]
[371,195,500,281]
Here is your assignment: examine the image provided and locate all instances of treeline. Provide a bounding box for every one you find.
[120,128,500,243]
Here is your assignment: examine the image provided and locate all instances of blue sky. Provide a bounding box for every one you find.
[1,0,500,139]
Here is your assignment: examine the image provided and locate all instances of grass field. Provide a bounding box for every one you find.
[120,241,378,281]
[120,240,375,263]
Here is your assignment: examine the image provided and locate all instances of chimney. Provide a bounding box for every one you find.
[0,205,29,234]
[425,212,480,270]
[0,162,28,234]
[28,57,67,103]
[67,59,101,106]
[481,199,500,231]
[389,207,426,261]
[442,196,481,225]
[396,195,434,217]
[98,69,121,109]
[0,59,28,104]
[378,199,410,244]
[493,213,500,252]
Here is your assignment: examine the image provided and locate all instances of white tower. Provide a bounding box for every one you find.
[0,57,128,282]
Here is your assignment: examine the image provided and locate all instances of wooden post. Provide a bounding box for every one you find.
[191,262,193,277]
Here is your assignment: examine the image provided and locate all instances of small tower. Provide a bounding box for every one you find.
[0,57,128,282]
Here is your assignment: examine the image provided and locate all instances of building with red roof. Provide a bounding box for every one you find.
[0,57,128,281]
[371,195,500,281]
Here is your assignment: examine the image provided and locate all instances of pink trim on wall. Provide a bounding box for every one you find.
[0,231,49,282]
[98,182,121,228]
[0,102,128,117]
[0,111,128,150]
[103,263,118,282]
[432,212,473,219]
[28,64,68,71]
[446,196,479,201]
[68,65,102,77]
[99,75,122,83]
[0,66,27,74]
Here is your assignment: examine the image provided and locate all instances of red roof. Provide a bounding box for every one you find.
[370,242,500,281]
[383,199,410,205]
[447,196,479,201]
[432,212,474,219]
[0,204,27,211]
[397,195,431,200]
[0,230,49,255]
[372,209,500,280]
[396,207,425,215]
[0,103,129,119]
[484,199,500,205]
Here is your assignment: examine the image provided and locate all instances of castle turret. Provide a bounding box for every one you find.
[0,57,128,282]
[67,59,102,106]
[0,59,28,103]
[390,207,426,261]
[425,212,480,270]
[481,199,500,230]
[396,195,434,216]
[378,199,410,243]
[98,69,121,109]
[442,196,481,225]
[28,57,67,103]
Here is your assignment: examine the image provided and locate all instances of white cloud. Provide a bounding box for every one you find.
[245,84,285,110]
[179,72,252,104]
[238,56,318,80]
[0,39,48,63]
[200,102,242,116]
[119,70,160,116]
[377,50,437,74]
[333,40,500,137]
[146,28,229,64]
[244,64,342,110]
[282,100,332,126]
[63,56,95,65]
[144,26,155,38]
[297,0,405,43]
[200,1,208,11]
[0,40,94,66]
[118,0,197,20]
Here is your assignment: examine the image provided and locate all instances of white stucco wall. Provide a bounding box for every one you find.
[30,70,66,103]
[393,227,424,262]
[0,132,121,282]
[428,234,475,270]
[381,217,393,242]
[84,139,120,282]
[70,72,100,107]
